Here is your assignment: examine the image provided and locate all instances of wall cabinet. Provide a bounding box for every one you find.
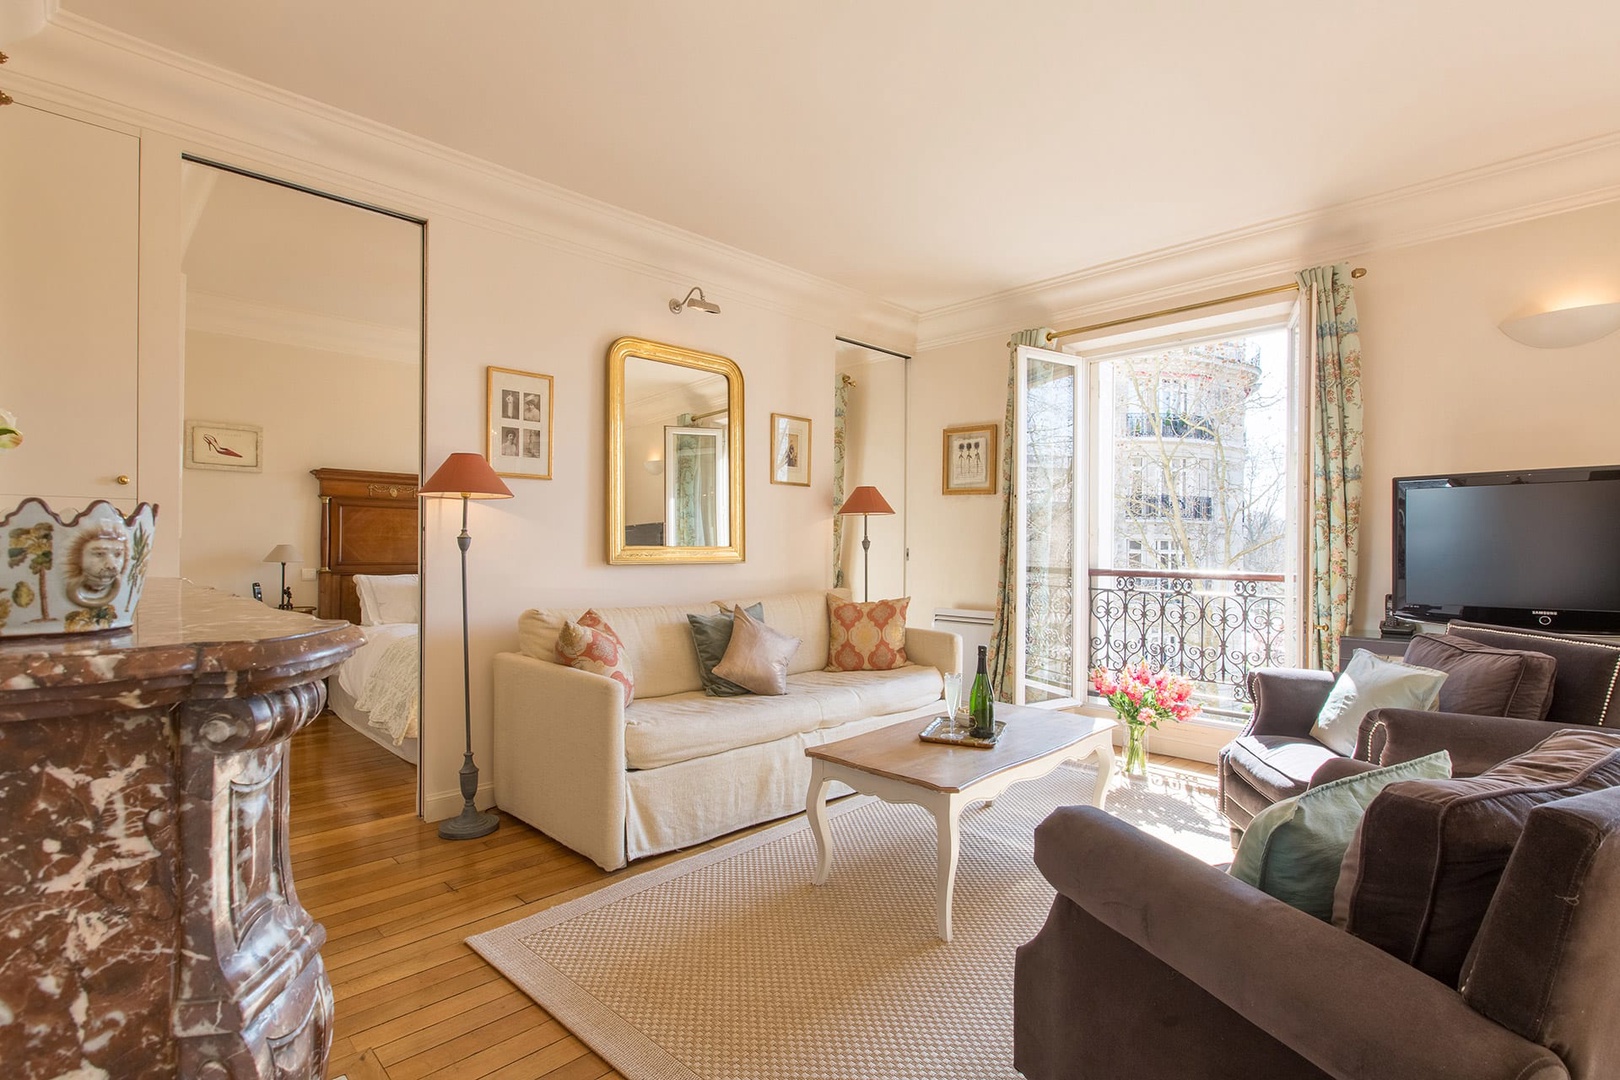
[0,103,140,508]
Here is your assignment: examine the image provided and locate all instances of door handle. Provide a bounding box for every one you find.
[116,475,131,486]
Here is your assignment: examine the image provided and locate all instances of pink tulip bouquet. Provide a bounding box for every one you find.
[1091,663,1199,778]
[1090,662,1200,728]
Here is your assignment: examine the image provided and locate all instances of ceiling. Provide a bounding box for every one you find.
[62,0,1620,314]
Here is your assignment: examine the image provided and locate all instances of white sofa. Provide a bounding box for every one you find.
[492,589,961,870]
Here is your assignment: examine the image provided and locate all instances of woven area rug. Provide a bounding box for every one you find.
[470,764,1228,1080]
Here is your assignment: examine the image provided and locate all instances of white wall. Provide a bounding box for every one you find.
[180,332,418,607]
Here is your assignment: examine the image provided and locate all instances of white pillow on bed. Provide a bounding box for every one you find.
[355,574,419,626]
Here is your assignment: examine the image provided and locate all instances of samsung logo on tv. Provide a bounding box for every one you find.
[1532,610,1560,616]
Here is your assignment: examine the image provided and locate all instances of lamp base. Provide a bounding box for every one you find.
[438,806,499,841]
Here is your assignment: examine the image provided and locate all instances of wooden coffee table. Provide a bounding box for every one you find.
[805,704,1116,941]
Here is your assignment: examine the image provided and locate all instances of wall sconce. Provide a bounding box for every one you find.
[669,286,721,315]
[1499,302,1620,349]
[643,455,664,474]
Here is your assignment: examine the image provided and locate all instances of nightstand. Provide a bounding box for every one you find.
[290,605,317,615]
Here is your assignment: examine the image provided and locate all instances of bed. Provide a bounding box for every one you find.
[312,467,421,764]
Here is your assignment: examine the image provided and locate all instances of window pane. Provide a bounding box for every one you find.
[1023,357,1077,703]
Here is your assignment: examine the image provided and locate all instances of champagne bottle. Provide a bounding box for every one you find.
[968,644,994,739]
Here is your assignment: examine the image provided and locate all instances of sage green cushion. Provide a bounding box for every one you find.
[686,603,763,696]
[1310,648,1448,756]
[1230,750,1453,919]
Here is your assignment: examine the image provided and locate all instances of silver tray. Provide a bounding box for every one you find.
[919,715,1005,748]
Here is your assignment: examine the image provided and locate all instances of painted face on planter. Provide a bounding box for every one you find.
[68,528,129,606]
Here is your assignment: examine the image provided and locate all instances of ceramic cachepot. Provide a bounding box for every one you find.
[1,498,158,636]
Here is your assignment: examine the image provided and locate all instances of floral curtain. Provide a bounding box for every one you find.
[990,328,1053,701]
[1298,264,1364,670]
[831,374,851,590]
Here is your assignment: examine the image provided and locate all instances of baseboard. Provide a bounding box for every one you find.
[423,781,498,823]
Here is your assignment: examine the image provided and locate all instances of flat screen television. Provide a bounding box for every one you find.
[1393,465,1620,633]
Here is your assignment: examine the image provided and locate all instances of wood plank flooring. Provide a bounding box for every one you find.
[291,710,1219,1079]
[290,714,623,1080]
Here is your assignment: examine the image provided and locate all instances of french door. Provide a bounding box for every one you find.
[1013,344,1088,705]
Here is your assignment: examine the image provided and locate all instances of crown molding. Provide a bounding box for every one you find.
[916,132,1620,351]
[3,13,919,352]
[187,291,419,365]
[0,0,55,48]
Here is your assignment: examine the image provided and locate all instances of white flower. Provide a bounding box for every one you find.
[0,408,20,451]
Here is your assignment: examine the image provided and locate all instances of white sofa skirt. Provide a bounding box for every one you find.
[624,699,941,863]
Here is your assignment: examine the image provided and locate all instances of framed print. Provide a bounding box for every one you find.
[487,366,553,480]
[942,423,998,495]
[771,413,811,486]
[184,420,263,472]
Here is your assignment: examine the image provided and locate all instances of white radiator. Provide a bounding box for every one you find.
[932,608,994,660]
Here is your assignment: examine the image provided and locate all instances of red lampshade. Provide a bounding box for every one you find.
[420,452,514,499]
[836,485,894,516]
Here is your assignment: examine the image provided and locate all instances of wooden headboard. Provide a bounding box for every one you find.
[310,468,419,624]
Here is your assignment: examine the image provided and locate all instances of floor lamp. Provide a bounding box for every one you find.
[420,452,513,841]
[835,485,895,602]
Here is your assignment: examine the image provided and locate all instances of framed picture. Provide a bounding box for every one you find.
[942,423,998,495]
[770,413,811,486]
[184,420,263,472]
[487,366,553,480]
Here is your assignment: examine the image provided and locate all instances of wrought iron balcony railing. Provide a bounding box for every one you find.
[1023,566,1291,714]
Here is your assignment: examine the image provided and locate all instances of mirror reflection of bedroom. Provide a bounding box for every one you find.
[178,160,424,803]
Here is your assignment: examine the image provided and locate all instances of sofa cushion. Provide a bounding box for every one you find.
[712,590,846,676]
[1447,620,1620,725]
[1402,633,1557,720]
[1333,728,1620,986]
[1223,735,1345,806]
[686,603,763,697]
[826,595,910,671]
[555,610,634,705]
[713,605,799,696]
[624,665,944,769]
[520,602,715,699]
[1230,751,1452,919]
[1310,649,1447,756]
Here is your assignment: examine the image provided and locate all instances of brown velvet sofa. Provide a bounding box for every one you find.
[1014,755,1620,1080]
[1219,621,1620,836]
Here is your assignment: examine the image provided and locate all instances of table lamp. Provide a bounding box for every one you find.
[420,451,513,840]
[835,486,895,602]
[262,544,303,610]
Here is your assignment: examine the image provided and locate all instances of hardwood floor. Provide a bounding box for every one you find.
[291,710,1220,1079]
[290,714,623,1080]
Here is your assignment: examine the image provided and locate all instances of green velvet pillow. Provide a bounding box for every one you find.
[1230,750,1452,919]
[687,603,764,697]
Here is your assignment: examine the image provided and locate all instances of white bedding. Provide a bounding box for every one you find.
[337,622,419,744]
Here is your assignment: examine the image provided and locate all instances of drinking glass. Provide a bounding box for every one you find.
[941,673,962,725]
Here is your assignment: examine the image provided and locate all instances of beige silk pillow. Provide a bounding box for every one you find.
[826,595,910,671]
[712,605,800,696]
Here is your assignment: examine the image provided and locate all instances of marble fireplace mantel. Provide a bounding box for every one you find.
[0,579,365,1079]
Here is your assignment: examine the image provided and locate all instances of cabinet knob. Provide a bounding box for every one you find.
[116,475,131,486]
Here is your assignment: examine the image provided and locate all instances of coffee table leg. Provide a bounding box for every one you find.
[1090,741,1115,808]
[933,793,961,943]
[807,760,834,885]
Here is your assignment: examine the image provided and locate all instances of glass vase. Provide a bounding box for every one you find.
[1121,722,1150,780]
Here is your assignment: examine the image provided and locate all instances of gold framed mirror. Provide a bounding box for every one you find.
[608,337,745,564]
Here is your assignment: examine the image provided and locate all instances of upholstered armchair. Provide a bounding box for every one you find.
[1015,737,1620,1080]
[1219,621,1620,837]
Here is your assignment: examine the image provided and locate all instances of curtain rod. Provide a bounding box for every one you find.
[834,335,912,360]
[1045,267,1367,344]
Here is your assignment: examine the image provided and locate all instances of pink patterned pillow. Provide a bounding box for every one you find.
[826,596,910,672]
[555,609,635,705]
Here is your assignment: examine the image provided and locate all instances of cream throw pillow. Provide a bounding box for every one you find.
[1310,649,1447,756]
[712,605,800,696]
